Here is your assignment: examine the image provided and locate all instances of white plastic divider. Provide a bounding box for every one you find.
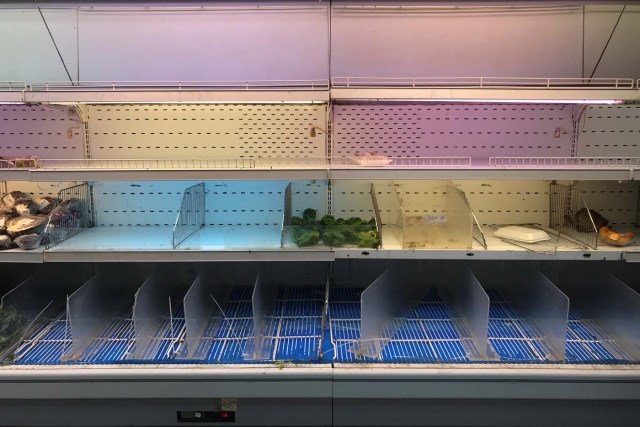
[245,271,277,360]
[431,260,494,360]
[351,262,431,358]
[245,262,329,361]
[471,261,569,361]
[63,263,151,361]
[183,262,259,359]
[548,262,640,361]
[130,264,195,360]
[1,264,93,361]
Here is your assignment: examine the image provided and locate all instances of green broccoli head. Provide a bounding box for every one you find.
[322,229,345,246]
[293,229,320,247]
[320,214,336,226]
[303,208,317,220]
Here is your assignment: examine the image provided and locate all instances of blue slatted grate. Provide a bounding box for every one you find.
[197,285,325,363]
[487,289,548,362]
[328,287,471,363]
[565,310,628,363]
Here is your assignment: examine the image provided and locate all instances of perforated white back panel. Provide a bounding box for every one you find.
[576,105,640,158]
[88,104,327,159]
[93,180,324,227]
[0,105,84,158]
[332,104,573,159]
[456,180,550,226]
[334,180,551,226]
[575,181,639,227]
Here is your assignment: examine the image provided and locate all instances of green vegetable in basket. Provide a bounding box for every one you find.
[340,227,361,245]
[345,217,362,225]
[357,230,380,248]
[322,229,345,246]
[303,208,317,220]
[293,229,320,247]
[291,216,305,226]
[320,214,336,226]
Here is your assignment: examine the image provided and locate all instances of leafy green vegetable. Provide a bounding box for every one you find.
[0,305,22,352]
[291,216,305,226]
[303,208,317,220]
[322,229,345,246]
[320,214,336,226]
[293,229,320,247]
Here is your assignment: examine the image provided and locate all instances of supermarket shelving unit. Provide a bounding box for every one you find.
[2,3,640,427]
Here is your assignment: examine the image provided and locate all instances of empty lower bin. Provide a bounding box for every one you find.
[130,264,196,361]
[543,262,640,363]
[470,261,569,362]
[330,260,491,363]
[1,264,92,364]
[62,263,151,363]
[182,262,329,363]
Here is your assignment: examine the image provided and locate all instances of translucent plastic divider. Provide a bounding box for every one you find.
[433,261,493,360]
[245,262,329,361]
[551,262,640,361]
[0,265,41,359]
[372,182,404,249]
[182,263,258,359]
[172,182,205,248]
[351,262,431,358]
[63,263,151,361]
[245,271,279,360]
[131,264,194,360]
[470,261,569,361]
[390,180,473,249]
[1,264,92,361]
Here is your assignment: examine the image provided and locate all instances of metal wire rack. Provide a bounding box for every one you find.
[565,310,630,363]
[43,183,95,249]
[329,287,471,363]
[193,285,325,363]
[486,289,550,362]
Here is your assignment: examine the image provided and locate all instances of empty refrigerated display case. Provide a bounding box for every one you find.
[2,1,640,426]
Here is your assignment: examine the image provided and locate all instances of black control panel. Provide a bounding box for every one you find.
[177,411,236,423]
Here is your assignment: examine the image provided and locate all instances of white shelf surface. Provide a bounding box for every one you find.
[4,157,640,181]
[0,248,45,263]
[335,226,638,261]
[43,226,333,262]
[24,225,640,262]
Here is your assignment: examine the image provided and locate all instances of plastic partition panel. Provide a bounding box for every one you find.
[372,181,404,249]
[352,264,430,358]
[1,264,92,361]
[501,262,569,361]
[64,264,150,361]
[438,261,492,360]
[131,264,193,359]
[445,183,474,249]
[558,264,640,360]
[246,271,278,360]
[183,264,245,359]
[469,261,569,361]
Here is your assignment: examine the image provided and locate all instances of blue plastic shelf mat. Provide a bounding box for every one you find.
[199,285,325,363]
[565,310,629,363]
[487,289,548,362]
[16,285,325,365]
[329,287,470,363]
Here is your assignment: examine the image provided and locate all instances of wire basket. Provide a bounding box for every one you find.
[43,183,95,249]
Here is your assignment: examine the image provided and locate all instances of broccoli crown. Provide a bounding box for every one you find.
[303,208,317,220]
[322,229,345,246]
[293,229,320,247]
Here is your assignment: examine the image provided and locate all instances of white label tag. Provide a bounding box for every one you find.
[221,398,237,411]
[422,215,447,224]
